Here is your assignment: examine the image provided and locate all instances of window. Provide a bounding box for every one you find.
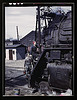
[13,51,15,54]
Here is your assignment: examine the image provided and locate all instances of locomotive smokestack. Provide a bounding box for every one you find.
[16,26,19,40]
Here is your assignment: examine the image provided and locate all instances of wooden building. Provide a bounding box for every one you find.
[5,44,26,60]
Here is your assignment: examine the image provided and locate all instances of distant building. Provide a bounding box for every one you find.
[5,44,26,60]
[20,31,35,47]
[5,31,35,59]
[5,39,20,46]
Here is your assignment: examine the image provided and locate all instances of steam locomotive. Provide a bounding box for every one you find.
[25,7,72,93]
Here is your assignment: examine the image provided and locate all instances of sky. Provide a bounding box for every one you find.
[5,6,71,40]
[5,7,37,40]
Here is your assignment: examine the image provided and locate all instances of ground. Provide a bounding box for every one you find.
[5,60,43,96]
[4,60,72,96]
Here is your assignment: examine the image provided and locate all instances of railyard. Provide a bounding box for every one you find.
[5,60,40,96]
[4,5,73,96]
[5,60,72,96]
[5,60,52,96]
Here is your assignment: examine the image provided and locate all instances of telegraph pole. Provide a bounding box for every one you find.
[38,6,41,53]
[35,14,37,42]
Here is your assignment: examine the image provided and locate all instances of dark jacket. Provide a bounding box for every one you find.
[30,45,38,60]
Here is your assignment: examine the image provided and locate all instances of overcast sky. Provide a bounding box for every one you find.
[5,6,71,40]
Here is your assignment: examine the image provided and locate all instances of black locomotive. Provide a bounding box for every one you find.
[27,7,72,92]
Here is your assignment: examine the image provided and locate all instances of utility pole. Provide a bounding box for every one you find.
[37,6,41,53]
[16,26,19,41]
[35,14,37,42]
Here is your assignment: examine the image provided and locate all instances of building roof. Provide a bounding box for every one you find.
[5,39,20,42]
[5,44,26,48]
[20,31,35,47]
[20,31,35,41]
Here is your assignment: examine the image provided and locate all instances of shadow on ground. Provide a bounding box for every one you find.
[5,74,28,87]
